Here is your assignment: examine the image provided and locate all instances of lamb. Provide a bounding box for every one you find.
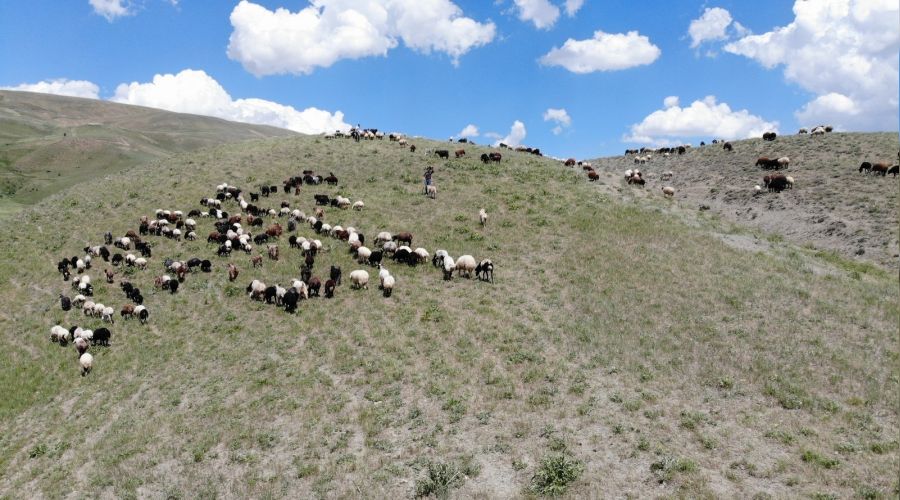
[381,274,395,297]
[349,270,369,290]
[79,352,93,376]
[479,208,487,226]
[662,186,675,197]
[455,255,477,278]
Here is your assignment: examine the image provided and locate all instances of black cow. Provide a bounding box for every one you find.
[435,150,449,159]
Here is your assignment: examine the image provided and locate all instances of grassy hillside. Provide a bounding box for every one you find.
[0,90,296,212]
[0,134,896,498]
[587,132,899,268]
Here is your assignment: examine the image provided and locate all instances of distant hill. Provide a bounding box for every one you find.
[0,90,296,214]
[587,132,899,268]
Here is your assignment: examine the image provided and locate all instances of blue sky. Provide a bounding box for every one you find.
[1,0,897,158]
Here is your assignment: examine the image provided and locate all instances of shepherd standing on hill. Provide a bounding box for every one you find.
[423,166,433,195]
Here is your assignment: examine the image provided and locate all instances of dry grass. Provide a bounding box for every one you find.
[0,132,896,498]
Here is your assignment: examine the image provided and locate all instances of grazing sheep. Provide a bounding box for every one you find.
[455,255,477,278]
[661,171,673,181]
[785,176,794,189]
[426,185,436,199]
[134,305,150,325]
[121,304,135,320]
[324,279,336,298]
[479,208,487,226]
[330,265,342,286]
[754,185,763,194]
[352,200,364,211]
[102,307,115,323]
[228,263,239,281]
[381,275,395,297]
[662,186,675,197]
[442,256,456,280]
[433,250,448,268]
[349,270,369,290]
[79,352,93,376]
[50,325,68,343]
[247,280,267,300]
[357,246,372,264]
[60,294,72,311]
[75,337,89,356]
[378,264,391,284]
[475,259,494,283]
[268,244,279,261]
[82,300,95,316]
[777,157,790,169]
[72,294,86,307]
[375,232,393,245]
[413,248,430,264]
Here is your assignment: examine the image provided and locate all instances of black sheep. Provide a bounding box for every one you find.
[60,294,71,311]
[324,279,336,298]
[368,250,383,266]
[168,280,179,294]
[329,265,342,286]
[283,289,299,313]
[93,327,111,346]
[200,260,212,272]
[264,286,277,304]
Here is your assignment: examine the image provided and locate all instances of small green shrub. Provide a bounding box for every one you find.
[530,454,584,496]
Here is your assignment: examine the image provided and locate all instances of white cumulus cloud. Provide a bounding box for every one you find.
[539,30,661,73]
[564,0,584,17]
[543,108,571,134]
[458,124,479,138]
[493,120,527,147]
[1,79,100,99]
[688,7,733,48]
[724,0,899,131]
[513,0,560,29]
[624,95,778,145]
[111,69,350,134]
[227,0,496,76]
[89,0,133,21]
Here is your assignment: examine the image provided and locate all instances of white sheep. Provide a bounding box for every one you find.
[92,302,105,317]
[83,300,95,316]
[350,270,369,289]
[378,264,391,284]
[662,186,675,197]
[426,185,436,199]
[381,275,395,297]
[754,185,763,194]
[50,325,68,343]
[357,246,372,264]
[73,294,86,307]
[479,208,487,226]
[352,200,364,211]
[102,307,115,323]
[74,336,89,356]
[79,352,93,376]
[330,225,344,237]
[455,255,477,278]
[785,176,794,189]
[442,256,456,280]
[375,232,392,245]
[413,248,430,264]
[382,241,397,253]
[249,280,266,300]
[135,257,148,269]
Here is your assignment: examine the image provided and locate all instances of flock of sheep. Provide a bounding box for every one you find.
[564,126,897,199]
[49,160,494,376]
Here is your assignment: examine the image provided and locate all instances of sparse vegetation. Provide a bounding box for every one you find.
[0,118,896,498]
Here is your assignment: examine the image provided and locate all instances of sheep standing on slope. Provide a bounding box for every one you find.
[426,185,437,199]
[662,186,675,197]
[479,208,487,226]
[381,275,395,297]
[350,270,369,290]
[455,255,477,278]
[79,352,93,376]
[442,256,456,280]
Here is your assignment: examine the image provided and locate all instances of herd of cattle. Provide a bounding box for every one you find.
[48,157,496,375]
